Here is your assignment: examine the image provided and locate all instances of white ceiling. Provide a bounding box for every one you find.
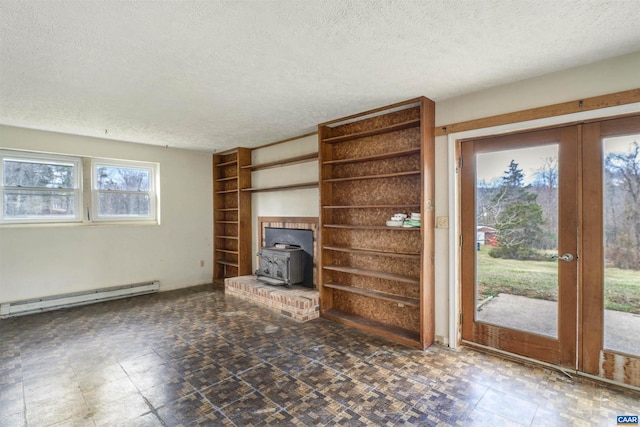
[1,1,640,152]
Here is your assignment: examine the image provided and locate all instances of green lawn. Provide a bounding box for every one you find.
[476,246,640,314]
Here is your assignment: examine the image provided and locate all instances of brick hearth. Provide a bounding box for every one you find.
[224,275,319,322]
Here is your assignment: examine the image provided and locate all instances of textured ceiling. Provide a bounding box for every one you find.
[1,0,640,152]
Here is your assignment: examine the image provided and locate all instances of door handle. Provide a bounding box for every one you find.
[551,253,574,262]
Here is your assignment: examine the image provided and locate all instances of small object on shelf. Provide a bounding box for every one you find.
[389,213,408,226]
[402,220,421,228]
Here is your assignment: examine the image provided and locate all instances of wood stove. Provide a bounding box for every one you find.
[258,227,315,288]
[256,244,304,287]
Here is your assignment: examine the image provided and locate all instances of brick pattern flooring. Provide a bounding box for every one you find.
[0,284,638,426]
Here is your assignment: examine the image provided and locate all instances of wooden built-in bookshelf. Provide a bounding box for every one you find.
[318,97,435,349]
[242,152,318,192]
[241,181,318,193]
[241,152,318,171]
[213,148,252,284]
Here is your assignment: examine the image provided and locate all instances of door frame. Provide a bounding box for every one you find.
[446,102,640,351]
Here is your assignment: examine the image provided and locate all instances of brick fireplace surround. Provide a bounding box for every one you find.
[224,217,320,322]
[225,276,319,322]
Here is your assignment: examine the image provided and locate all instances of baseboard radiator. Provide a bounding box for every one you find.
[0,280,160,318]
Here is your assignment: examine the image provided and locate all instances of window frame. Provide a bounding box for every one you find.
[0,150,160,226]
[0,150,83,224]
[90,158,158,223]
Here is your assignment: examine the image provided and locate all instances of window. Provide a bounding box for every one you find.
[0,150,159,225]
[0,151,82,223]
[91,160,157,222]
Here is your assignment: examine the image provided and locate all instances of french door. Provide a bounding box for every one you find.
[461,115,640,387]
[582,115,640,386]
[461,126,579,368]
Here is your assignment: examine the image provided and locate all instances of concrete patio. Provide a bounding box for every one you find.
[477,293,640,356]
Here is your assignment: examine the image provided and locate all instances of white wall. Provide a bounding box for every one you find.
[0,125,213,303]
[249,134,319,271]
[435,52,640,126]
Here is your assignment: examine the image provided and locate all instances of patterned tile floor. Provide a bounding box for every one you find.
[1,284,638,426]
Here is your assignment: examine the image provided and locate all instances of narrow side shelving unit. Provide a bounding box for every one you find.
[318,97,435,349]
[213,148,252,284]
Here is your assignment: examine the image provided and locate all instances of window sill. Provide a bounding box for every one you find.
[0,220,159,229]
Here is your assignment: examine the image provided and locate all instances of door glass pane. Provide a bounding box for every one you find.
[475,144,559,337]
[603,134,640,355]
